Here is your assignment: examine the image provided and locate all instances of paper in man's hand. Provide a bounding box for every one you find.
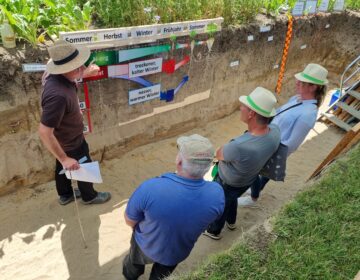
[65,161,103,183]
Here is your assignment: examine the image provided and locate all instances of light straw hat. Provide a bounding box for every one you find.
[46,40,90,74]
[239,87,277,118]
[294,63,328,85]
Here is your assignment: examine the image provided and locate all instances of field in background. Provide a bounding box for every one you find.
[0,0,359,46]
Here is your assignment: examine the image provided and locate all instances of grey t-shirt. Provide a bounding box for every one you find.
[218,124,280,188]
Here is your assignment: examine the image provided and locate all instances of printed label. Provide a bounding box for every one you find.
[98,30,128,41]
[161,25,184,34]
[318,0,330,12]
[230,60,239,67]
[22,64,47,72]
[260,26,271,32]
[305,1,317,14]
[188,22,207,31]
[247,35,254,41]
[292,1,305,16]
[129,84,161,105]
[131,28,157,38]
[129,58,163,78]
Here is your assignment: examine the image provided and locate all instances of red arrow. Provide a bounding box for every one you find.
[162,56,190,74]
[83,66,108,82]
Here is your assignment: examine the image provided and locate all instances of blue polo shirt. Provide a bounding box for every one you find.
[126,172,225,266]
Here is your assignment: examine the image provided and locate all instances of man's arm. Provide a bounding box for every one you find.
[124,212,138,229]
[83,63,100,78]
[215,146,225,161]
[38,123,80,170]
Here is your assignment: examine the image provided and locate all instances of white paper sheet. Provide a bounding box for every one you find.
[65,161,103,183]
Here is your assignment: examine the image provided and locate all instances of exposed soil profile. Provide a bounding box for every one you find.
[0,11,358,280]
[0,11,359,195]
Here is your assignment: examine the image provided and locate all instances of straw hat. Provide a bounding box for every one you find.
[295,63,328,85]
[46,40,90,74]
[239,87,277,118]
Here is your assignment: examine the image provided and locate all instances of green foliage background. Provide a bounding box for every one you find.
[0,0,359,46]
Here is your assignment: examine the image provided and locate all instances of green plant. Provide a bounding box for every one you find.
[0,0,92,46]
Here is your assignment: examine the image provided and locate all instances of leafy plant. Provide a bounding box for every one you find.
[0,0,92,46]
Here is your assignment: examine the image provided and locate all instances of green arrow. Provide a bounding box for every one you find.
[207,23,218,36]
[118,44,171,63]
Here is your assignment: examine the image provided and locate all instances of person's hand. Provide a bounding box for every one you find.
[61,157,80,171]
[83,63,100,78]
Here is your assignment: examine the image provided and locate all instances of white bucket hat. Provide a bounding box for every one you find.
[295,63,328,85]
[46,40,90,74]
[239,87,277,118]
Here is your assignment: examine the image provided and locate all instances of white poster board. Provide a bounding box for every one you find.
[318,0,330,12]
[292,1,305,16]
[334,0,345,11]
[305,1,318,14]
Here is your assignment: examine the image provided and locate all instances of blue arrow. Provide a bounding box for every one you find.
[160,76,189,102]
[174,76,189,95]
[112,75,154,87]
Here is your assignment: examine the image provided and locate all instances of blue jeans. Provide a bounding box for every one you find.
[250,175,270,199]
[207,175,249,235]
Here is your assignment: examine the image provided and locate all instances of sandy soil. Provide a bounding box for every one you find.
[0,106,344,280]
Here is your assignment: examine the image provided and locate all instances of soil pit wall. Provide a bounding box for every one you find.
[0,12,359,195]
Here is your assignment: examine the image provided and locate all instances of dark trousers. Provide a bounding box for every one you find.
[123,234,177,280]
[207,175,250,235]
[55,140,97,202]
[250,175,270,199]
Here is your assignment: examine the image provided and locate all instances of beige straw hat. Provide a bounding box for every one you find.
[294,63,328,85]
[239,87,277,118]
[46,40,90,74]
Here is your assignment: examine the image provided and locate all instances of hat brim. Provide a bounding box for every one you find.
[46,45,91,74]
[294,72,328,85]
[239,96,276,118]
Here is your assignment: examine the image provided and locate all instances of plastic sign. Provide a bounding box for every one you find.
[305,1,317,14]
[60,18,224,46]
[22,64,46,72]
[318,0,330,12]
[292,1,305,16]
[260,26,271,32]
[129,58,163,78]
[334,0,345,11]
[129,84,161,105]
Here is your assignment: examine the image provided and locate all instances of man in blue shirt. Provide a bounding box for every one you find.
[123,134,225,280]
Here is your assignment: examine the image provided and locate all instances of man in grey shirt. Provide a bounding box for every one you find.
[204,87,280,240]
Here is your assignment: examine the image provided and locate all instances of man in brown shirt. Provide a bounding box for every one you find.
[39,40,111,205]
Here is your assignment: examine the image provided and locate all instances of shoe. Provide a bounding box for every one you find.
[226,222,237,230]
[82,192,111,205]
[203,230,221,240]
[237,196,257,208]
[243,188,251,196]
[58,189,81,205]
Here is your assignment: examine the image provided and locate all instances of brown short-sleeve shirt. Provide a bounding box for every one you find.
[40,74,84,151]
